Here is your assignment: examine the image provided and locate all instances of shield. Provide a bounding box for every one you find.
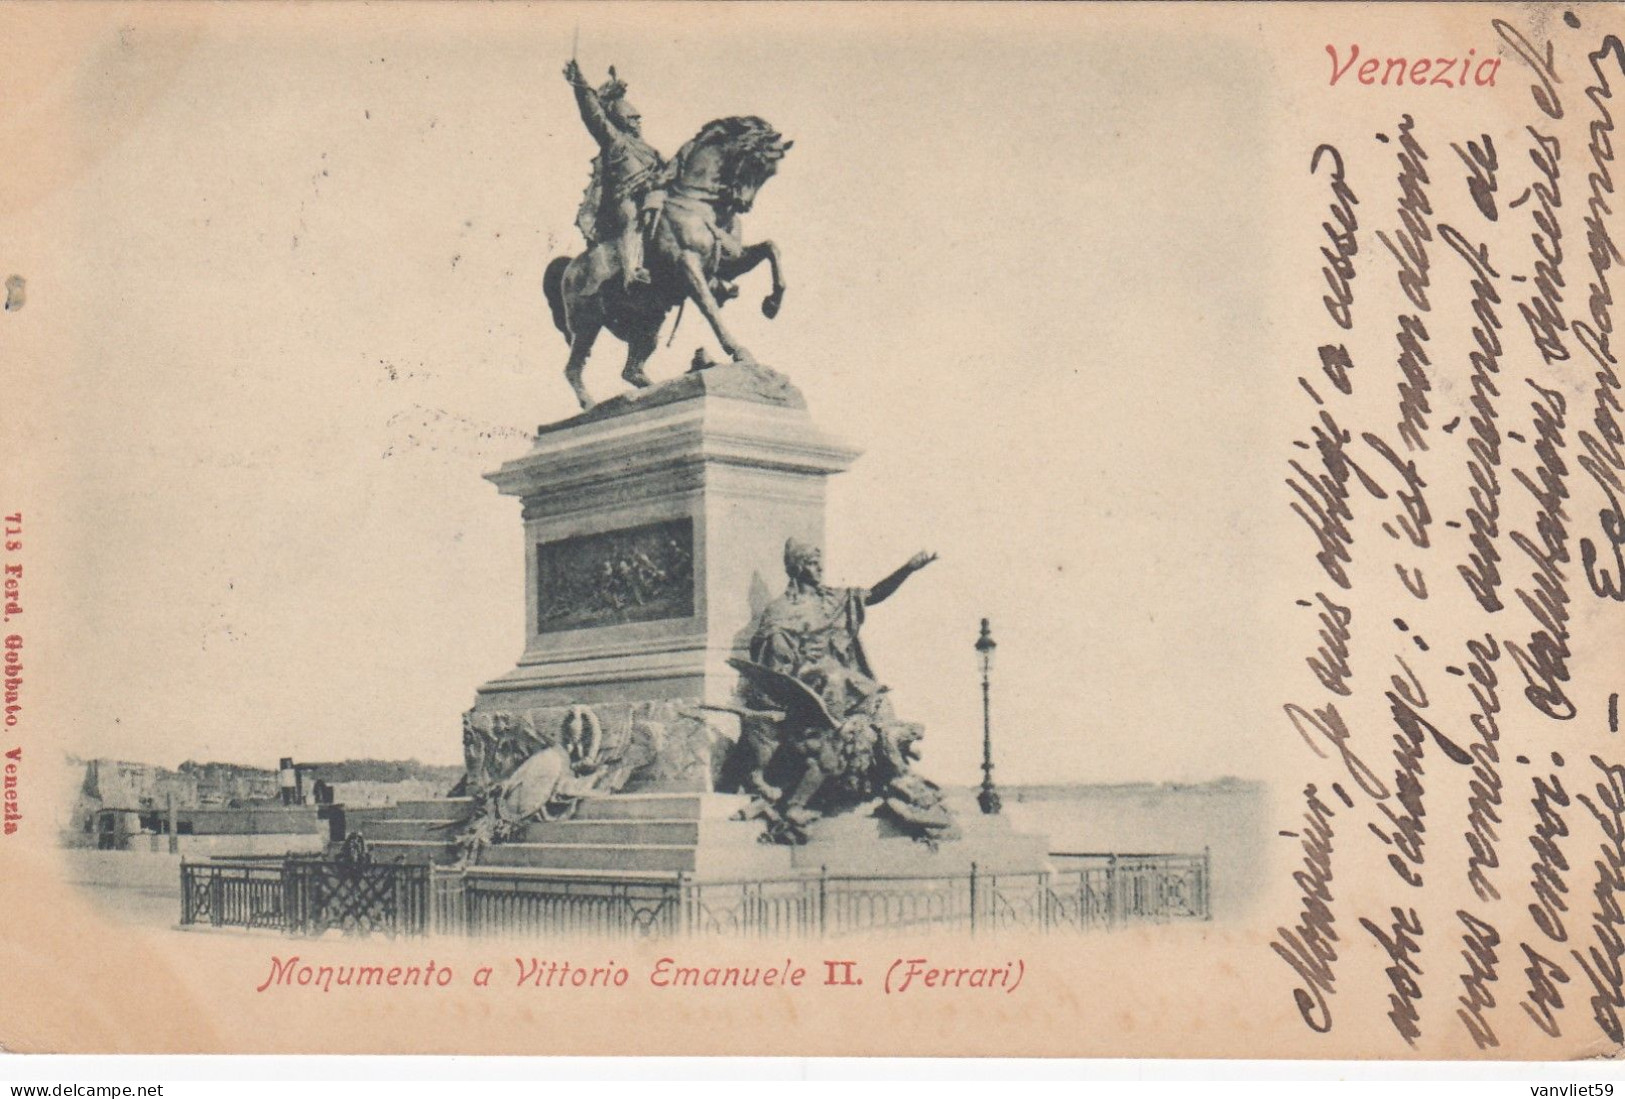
[727,657,839,731]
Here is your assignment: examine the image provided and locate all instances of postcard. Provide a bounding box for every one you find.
[1,0,1622,1060]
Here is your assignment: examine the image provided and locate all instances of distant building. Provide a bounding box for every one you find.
[64,759,201,844]
[280,760,461,807]
[63,754,463,852]
[81,758,199,813]
[179,760,279,807]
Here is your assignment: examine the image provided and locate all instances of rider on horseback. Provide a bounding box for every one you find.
[545,65,791,410]
[563,59,665,292]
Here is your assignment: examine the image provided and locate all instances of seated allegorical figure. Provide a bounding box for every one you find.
[725,537,952,843]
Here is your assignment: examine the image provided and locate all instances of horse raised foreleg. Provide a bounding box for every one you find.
[678,253,752,364]
[565,324,600,410]
[719,240,786,320]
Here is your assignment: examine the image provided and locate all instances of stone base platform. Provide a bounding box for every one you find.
[343,793,793,878]
[786,810,1052,876]
[343,794,1051,880]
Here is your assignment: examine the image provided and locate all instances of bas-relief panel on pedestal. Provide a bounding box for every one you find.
[535,516,695,634]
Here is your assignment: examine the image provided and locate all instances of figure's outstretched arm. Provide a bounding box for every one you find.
[866,551,937,606]
[563,60,616,147]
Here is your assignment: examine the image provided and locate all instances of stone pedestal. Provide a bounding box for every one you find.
[427,363,1056,883]
[468,364,860,795]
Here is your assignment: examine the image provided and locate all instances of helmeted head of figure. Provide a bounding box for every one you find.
[607,96,642,137]
[784,537,822,587]
[599,68,643,137]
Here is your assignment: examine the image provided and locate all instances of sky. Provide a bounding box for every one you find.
[5,3,1289,785]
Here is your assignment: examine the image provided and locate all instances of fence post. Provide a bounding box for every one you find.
[454,868,464,937]
[282,860,298,936]
[677,871,691,937]
[431,867,446,936]
[1107,855,1120,929]
[179,862,191,925]
[411,866,423,936]
[389,868,402,937]
[818,865,828,938]
[416,866,427,936]
[969,862,979,937]
[1202,846,1212,921]
[209,866,223,927]
[1039,869,1051,931]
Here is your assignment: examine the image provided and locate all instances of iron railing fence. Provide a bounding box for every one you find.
[453,868,683,939]
[183,851,1210,939]
[1046,852,1211,929]
[283,858,431,937]
[433,853,1211,939]
[180,857,289,931]
[180,857,429,937]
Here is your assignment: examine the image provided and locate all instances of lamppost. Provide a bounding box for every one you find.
[975,618,1001,815]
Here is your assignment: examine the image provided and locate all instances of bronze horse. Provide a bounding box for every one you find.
[543,117,791,410]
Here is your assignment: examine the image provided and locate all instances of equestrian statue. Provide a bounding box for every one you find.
[545,60,791,410]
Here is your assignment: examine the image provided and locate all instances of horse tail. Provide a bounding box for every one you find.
[665,297,686,348]
[543,255,572,343]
